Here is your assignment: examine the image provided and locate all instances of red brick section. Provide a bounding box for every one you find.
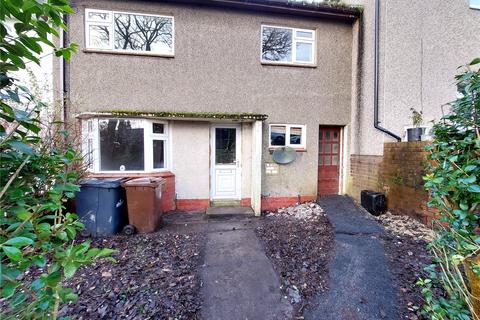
[261,195,317,212]
[160,175,176,212]
[176,199,210,212]
[348,142,440,226]
[349,154,383,200]
[240,198,252,206]
[381,142,438,225]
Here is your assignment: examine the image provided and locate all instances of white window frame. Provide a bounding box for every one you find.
[83,118,170,173]
[269,124,307,149]
[260,25,316,66]
[471,0,480,9]
[85,8,175,56]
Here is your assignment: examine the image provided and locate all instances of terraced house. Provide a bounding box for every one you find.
[56,0,480,215]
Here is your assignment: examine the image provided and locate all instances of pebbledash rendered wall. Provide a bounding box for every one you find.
[63,0,356,210]
[347,0,480,156]
[346,0,479,220]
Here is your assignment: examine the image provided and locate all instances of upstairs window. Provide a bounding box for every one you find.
[471,0,480,9]
[85,9,174,56]
[269,124,306,149]
[261,25,315,65]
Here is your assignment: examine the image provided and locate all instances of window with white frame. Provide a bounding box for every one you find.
[471,0,480,9]
[269,124,306,149]
[261,25,315,65]
[84,118,169,172]
[85,9,174,55]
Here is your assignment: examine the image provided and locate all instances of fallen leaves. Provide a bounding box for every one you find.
[59,231,205,319]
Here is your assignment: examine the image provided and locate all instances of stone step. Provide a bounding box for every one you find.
[206,206,254,216]
[210,200,241,207]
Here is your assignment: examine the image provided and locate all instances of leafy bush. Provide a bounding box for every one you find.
[1,1,113,319]
[421,58,480,319]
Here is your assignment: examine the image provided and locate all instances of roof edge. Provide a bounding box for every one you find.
[162,0,362,21]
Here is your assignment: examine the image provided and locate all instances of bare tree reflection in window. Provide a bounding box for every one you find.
[88,12,109,20]
[114,13,173,53]
[262,27,292,62]
[89,25,110,48]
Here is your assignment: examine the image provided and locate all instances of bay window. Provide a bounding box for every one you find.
[83,118,169,172]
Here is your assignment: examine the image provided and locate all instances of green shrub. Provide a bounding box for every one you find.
[420,58,480,319]
[0,1,113,318]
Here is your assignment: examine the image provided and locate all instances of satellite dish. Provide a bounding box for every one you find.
[272,146,297,165]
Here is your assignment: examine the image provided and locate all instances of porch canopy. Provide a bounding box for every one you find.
[76,110,266,215]
[76,111,268,122]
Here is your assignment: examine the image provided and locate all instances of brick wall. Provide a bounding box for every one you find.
[349,154,383,201]
[349,142,437,226]
[380,142,431,224]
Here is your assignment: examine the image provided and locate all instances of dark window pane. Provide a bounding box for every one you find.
[153,140,165,169]
[215,128,236,164]
[290,127,302,145]
[324,156,331,165]
[319,131,323,140]
[88,138,93,169]
[270,125,286,146]
[262,27,292,62]
[114,13,173,53]
[332,143,339,153]
[332,155,339,165]
[326,131,331,140]
[99,119,144,171]
[323,144,331,153]
[153,123,164,134]
[333,131,339,140]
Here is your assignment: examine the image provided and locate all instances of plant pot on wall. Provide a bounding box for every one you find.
[407,127,425,141]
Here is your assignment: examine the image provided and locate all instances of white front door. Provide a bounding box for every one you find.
[211,124,241,200]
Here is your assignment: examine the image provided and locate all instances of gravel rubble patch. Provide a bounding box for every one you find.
[255,202,334,317]
[376,212,441,320]
[60,231,205,319]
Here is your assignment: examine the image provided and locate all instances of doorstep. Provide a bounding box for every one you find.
[206,206,255,217]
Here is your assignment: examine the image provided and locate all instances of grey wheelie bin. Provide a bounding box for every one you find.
[75,178,128,237]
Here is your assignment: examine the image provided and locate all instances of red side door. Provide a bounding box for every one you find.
[318,127,342,196]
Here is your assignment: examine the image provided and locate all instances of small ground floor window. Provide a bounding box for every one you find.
[269,124,306,149]
[83,118,169,172]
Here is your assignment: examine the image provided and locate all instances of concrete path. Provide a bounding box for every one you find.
[200,219,292,320]
[304,196,397,320]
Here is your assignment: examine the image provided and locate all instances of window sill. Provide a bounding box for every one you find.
[83,48,175,58]
[269,147,306,152]
[261,61,316,68]
[88,171,175,178]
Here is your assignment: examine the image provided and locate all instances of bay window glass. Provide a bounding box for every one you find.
[99,119,145,171]
[86,119,168,172]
